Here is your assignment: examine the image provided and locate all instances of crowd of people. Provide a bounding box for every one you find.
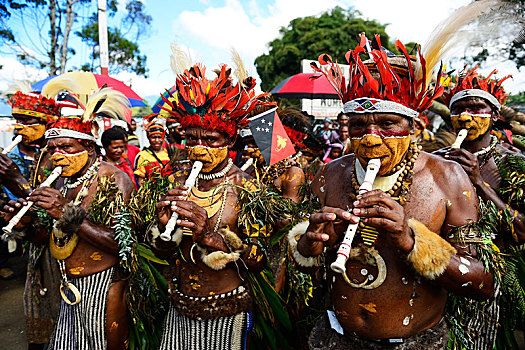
[0,14,524,350]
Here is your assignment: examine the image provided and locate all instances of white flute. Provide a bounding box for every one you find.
[1,135,23,155]
[240,157,254,171]
[451,129,468,149]
[160,161,203,241]
[331,158,381,274]
[2,166,63,235]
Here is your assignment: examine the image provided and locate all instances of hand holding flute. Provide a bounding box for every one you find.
[159,161,203,241]
[331,158,381,274]
[2,166,63,236]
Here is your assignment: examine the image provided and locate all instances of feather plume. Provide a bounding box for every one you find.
[4,80,32,95]
[41,76,80,99]
[418,0,501,89]
[230,48,249,84]
[170,43,193,76]
[82,87,131,122]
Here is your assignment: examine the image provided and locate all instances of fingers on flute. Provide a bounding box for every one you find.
[175,219,195,229]
[155,200,171,210]
[311,207,353,223]
[355,190,396,209]
[306,231,330,242]
[166,187,189,196]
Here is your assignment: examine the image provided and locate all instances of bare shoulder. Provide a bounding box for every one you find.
[228,164,252,187]
[417,152,472,193]
[496,144,525,161]
[99,161,134,199]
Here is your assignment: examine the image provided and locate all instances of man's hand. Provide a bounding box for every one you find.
[0,154,24,182]
[156,186,211,243]
[298,207,356,257]
[1,198,32,228]
[28,187,66,220]
[353,189,414,254]
[443,148,483,186]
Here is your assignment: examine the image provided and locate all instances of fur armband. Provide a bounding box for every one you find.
[147,223,183,249]
[56,203,86,234]
[195,228,246,270]
[288,221,322,268]
[407,218,457,280]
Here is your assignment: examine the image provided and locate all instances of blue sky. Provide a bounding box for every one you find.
[1,0,524,115]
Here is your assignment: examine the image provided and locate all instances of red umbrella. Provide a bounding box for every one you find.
[270,73,338,99]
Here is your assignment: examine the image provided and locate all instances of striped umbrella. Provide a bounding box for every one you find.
[31,72,147,107]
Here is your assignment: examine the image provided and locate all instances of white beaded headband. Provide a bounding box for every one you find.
[449,89,501,111]
[45,128,96,142]
[343,98,419,119]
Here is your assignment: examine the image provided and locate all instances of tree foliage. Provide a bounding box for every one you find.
[0,0,151,75]
[255,7,397,92]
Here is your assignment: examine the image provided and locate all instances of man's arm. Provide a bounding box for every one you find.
[435,161,494,300]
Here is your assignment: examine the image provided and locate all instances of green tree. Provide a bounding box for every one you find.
[255,7,397,92]
[76,19,148,76]
[0,0,150,75]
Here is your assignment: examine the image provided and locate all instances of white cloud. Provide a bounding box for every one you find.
[0,56,48,92]
[174,0,351,73]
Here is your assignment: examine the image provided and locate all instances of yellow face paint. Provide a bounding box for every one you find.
[51,151,89,177]
[186,145,229,172]
[14,123,46,143]
[450,112,491,141]
[351,134,411,175]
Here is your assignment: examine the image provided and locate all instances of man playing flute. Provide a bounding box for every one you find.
[3,87,134,350]
[435,67,525,349]
[151,61,278,349]
[292,37,497,349]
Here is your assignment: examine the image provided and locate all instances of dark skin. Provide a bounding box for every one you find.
[3,137,134,349]
[435,97,525,243]
[297,113,494,339]
[148,133,164,152]
[0,114,45,198]
[155,127,265,299]
[167,121,185,144]
[104,139,126,164]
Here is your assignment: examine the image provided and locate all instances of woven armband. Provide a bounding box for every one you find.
[288,221,322,268]
[406,218,457,280]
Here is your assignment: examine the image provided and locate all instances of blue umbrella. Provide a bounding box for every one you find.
[151,86,176,113]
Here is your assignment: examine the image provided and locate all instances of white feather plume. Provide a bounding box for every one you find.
[82,87,131,122]
[170,43,193,76]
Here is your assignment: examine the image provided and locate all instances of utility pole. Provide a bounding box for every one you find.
[98,0,109,75]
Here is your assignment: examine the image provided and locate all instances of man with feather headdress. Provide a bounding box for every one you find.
[292,34,497,349]
[149,45,294,347]
[435,66,525,349]
[3,87,135,349]
[0,78,84,348]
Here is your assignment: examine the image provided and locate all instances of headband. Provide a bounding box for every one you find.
[343,98,419,119]
[449,89,501,111]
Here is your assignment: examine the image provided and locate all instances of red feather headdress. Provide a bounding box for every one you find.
[159,63,274,138]
[9,91,62,122]
[311,34,444,118]
[442,66,511,111]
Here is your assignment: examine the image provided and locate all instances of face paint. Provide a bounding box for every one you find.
[186,145,228,172]
[350,130,411,176]
[50,150,89,177]
[450,112,491,141]
[14,123,46,143]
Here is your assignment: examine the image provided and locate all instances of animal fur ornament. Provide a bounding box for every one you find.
[406,219,457,280]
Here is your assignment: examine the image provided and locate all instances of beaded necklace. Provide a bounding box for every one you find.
[65,157,101,189]
[196,158,233,187]
[475,135,498,169]
[52,159,100,305]
[350,143,421,245]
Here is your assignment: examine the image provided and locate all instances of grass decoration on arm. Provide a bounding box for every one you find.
[88,175,124,227]
[445,199,525,350]
[112,208,169,350]
[495,152,525,212]
[128,168,173,232]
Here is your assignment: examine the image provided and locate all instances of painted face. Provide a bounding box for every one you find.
[348,113,412,175]
[450,97,494,142]
[185,127,232,173]
[51,150,89,177]
[187,146,228,172]
[14,123,46,143]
